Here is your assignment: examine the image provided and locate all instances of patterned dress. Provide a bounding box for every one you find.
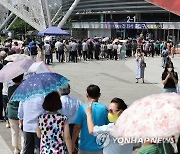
[38,113,68,154]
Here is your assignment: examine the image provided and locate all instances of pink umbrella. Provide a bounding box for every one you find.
[111,93,180,139]
[5,54,31,62]
[113,38,119,44]
[0,59,33,82]
[87,38,94,42]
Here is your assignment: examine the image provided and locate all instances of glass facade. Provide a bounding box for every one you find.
[62,0,180,41]
[62,0,165,14]
[62,0,180,22]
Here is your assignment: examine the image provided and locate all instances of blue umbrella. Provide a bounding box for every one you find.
[38,26,70,36]
[12,72,69,102]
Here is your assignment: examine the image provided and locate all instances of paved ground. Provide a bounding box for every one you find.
[0,55,179,153]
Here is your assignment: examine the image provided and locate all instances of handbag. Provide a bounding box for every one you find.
[141,62,146,68]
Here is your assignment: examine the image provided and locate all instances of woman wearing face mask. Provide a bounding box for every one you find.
[136,49,145,83]
[86,98,139,154]
[162,61,178,93]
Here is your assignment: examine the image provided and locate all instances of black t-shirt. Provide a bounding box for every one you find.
[162,71,178,89]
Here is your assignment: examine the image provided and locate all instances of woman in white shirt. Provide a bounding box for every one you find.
[86,98,138,154]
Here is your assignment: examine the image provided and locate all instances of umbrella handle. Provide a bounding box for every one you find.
[163,143,167,154]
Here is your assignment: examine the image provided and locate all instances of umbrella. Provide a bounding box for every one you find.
[24,61,51,79]
[12,40,24,44]
[12,40,24,47]
[28,61,50,74]
[111,93,180,138]
[4,54,31,62]
[12,72,69,102]
[119,40,127,43]
[102,37,109,42]
[0,59,33,82]
[87,38,94,42]
[113,38,119,44]
[38,26,70,36]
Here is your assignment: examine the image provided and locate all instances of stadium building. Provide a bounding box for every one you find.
[62,0,180,42]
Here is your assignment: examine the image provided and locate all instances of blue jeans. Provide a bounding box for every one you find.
[162,57,167,67]
[163,88,177,93]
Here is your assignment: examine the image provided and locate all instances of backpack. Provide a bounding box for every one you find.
[30,45,37,55]
[162,50,168,57]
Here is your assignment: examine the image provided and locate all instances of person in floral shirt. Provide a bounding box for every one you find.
[37,91,72,154]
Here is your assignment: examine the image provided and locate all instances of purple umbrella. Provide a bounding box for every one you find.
[0,59,33,82]
[38,26,70,36]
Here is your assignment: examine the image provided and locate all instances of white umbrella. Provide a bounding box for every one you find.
[102,37,109,42]
[24,61,51,79]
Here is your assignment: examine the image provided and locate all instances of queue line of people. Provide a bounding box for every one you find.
[0,37,179,154]
[3,81,178,154]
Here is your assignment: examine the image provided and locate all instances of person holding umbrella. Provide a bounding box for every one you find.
[14,72,69,154]
[86,97,138,154]
[8,74,24,154]
[110,93,180,154]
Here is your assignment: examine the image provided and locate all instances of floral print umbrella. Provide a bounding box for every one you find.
[111,93,180,138]
[4,54,31,62]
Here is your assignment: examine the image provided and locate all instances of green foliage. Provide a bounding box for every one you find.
[9,18,35,34]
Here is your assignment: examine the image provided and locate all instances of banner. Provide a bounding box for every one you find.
[103,22,163,29]
[145,0,180,16]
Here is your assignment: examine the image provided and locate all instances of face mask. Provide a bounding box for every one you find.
[108,111,120,123]
[167,68,172,72]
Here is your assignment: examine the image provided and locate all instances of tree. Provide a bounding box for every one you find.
[9,18,35,34]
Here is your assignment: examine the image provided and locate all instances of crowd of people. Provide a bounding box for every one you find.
[0,36,176,65]
[0,35,179,154]
[1,81,179,154]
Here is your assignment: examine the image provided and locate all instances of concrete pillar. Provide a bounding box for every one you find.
[135,13,141,22]
[163,29,166,41]
[6,16,18,30]
[44,0,52,27]
[51,6,62,24]
[100,14,104,22]
[123,29,126,39]
[58,0,80,28]
[155,29,158,40]
[177,29,179,44]
[0,13,14,31]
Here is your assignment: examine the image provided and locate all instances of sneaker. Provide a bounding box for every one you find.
[14,149,20,154]
[6,121,10,128]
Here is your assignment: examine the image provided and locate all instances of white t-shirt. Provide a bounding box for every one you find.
[93,123,136,154]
